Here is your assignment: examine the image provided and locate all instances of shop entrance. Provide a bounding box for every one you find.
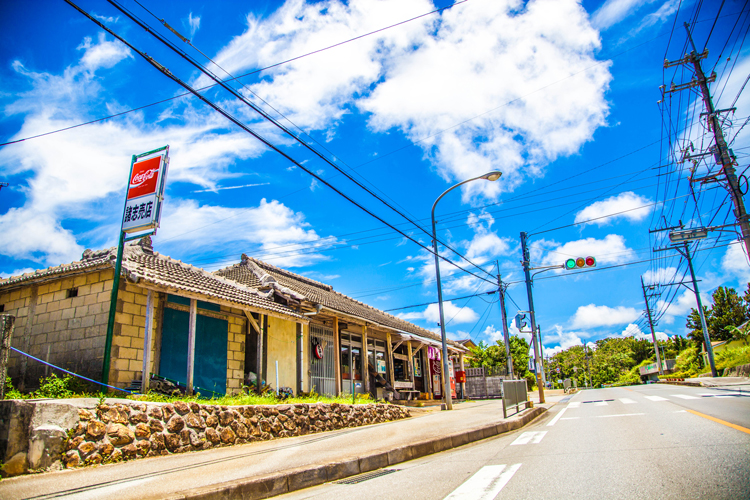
[340,332,364,394]
[309,323,336,396]
[367,338,387,398]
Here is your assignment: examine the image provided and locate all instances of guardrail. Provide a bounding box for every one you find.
[502,379,530,418]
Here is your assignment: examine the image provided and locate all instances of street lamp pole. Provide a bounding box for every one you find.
[432,171,502,410]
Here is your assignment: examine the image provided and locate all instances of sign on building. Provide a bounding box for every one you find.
[122,146,170,234]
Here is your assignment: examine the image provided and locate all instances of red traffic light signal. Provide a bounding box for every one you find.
[564,256,596,270]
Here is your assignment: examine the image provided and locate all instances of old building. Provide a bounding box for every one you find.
[0,240,467,400]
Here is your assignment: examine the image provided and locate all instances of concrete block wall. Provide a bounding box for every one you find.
[0,270,114,389]
[108,283,161,388]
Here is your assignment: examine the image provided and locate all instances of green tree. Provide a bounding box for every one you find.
[686,286,748,347]
[708,286,747,341]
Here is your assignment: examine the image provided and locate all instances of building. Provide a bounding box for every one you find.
[0,239,467,400]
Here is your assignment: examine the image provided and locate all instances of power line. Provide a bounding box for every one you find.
[64,0,498,289]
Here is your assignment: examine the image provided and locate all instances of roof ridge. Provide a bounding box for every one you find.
[248,256,333,291]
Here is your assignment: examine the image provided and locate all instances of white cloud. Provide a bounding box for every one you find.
[186,13,201,38]
[616,323,669,342]
[156,198,337,269]
[591,0,658,30]
[397,301,479,326]
[0,34,269,266]
[570,303,640,329]
[574,191,653,226]
[206,0,611,202]
[542,324,587,356]
[409,210,511,294]
[539,234,635,268]
[721,243,750,283]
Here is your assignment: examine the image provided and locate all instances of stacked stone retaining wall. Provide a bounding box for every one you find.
[60,401,409,470]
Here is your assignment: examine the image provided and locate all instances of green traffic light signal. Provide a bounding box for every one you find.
[565,258,577,269]
[564,256,596,270]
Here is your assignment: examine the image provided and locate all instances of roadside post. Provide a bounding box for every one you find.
[102,146,170,387]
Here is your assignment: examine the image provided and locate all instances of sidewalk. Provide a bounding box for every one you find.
[0,393,562,500]
[659,376,750,388]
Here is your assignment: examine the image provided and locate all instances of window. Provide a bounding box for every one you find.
[67,288,78,298]
[0,304,4,313]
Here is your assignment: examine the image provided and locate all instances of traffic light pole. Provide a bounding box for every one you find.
[640,277,663,375]
[679,242,718,377]
[520,231,545,403]
[496,268,514,378]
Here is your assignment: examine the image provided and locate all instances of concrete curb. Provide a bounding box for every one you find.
[168,406,547,500]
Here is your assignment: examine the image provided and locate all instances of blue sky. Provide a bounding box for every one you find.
[1,0,749,357]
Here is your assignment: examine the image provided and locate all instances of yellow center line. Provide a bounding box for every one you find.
[686,409,750,435]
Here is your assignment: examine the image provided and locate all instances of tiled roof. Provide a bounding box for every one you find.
[215,256,465,349]
[0,239,302,319]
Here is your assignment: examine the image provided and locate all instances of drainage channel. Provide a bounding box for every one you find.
[334,469,400,485]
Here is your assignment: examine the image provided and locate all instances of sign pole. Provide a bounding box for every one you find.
[102,148,169,388]
[102,230,125,386]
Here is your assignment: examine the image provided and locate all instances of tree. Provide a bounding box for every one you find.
[686,286,748,347]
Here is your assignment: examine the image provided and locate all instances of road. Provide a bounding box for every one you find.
[276,384,750,499]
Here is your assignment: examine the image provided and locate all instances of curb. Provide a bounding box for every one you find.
[169,406,547,500]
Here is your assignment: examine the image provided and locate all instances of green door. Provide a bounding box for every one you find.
[159,307,228,397]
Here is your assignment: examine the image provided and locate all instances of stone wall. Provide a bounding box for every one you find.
[62,401,410,469]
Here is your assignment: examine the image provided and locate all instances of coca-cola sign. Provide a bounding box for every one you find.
[121,146,169,234]
[127,156,162,200]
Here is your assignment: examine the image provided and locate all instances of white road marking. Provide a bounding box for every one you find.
[672,394,700,400]
[594,401,608,406]
[568,402,581,408]
[444,464,522,500]
[510,431,547,445]
[644,395,668,401]
[620,398,636,404]
[547,407,567,426]
[597,413,645,418]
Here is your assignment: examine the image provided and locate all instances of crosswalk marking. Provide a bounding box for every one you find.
[620,398,636,404]
[594,401,608,406]
[672,394,700,400]
[568,402,581,408]
[644,395,668,401]
[444,464,522,500]
[510,431,547,446]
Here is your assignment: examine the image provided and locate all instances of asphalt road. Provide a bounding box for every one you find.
[276,385,750,500]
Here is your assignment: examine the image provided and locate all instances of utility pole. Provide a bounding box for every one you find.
[679,242,718,377]
[496,266,514,378]
[585,344,592,388]
[665,22,750,258]
[537,325,546,387]
[640,277,663,375]
[520,231,545,403]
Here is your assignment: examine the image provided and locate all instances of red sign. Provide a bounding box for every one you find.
[127,156,162,200]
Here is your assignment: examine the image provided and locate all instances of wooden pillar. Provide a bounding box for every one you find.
[362,324,369,393]
[386,331,395,388]
[186,298,197,395]
[333,317,341,395]
[141,290,154,393]
[407,341,415,387]
[296,322,304,395]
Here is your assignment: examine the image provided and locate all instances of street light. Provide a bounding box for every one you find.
[431,171,502,410]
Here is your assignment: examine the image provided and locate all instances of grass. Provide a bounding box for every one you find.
[3,375,376,405]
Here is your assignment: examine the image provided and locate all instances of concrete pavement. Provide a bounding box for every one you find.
[0,392,565,500]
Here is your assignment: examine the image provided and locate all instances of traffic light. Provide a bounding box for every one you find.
[514,313,527,331]
[564,256,596,270]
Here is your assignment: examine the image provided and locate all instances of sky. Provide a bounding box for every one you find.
[1,0,750,361]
